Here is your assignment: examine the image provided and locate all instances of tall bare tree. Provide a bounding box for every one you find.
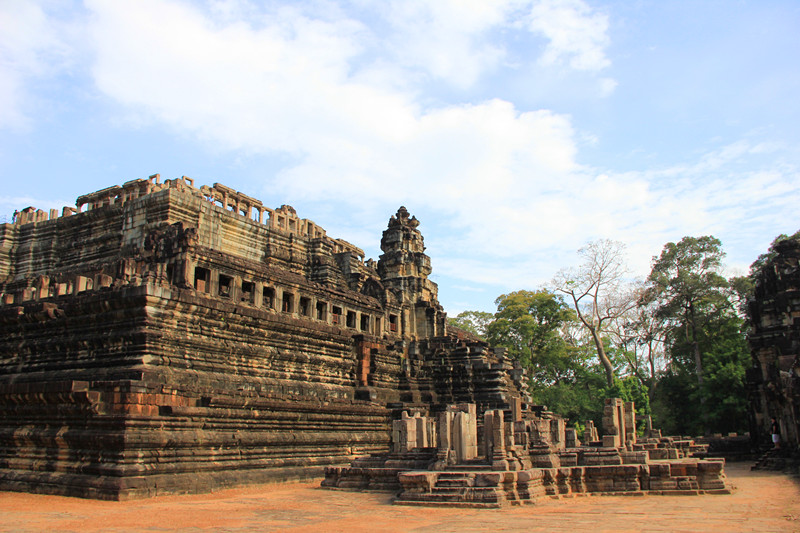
[552,239,639,386]
[606,300,669,400]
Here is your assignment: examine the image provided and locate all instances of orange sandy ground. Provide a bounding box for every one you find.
[1,462,799,532]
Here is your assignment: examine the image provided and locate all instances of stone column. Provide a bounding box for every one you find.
[602,398,624,448]
[624,401,637,448]
[436,411,454,467]
[490,409,509,471]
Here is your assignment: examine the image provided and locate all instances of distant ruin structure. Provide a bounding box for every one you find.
[747,236,800,452]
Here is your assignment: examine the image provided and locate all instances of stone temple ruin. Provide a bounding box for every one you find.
[747,236,800,460]
[0,175,729,503]
[324,399,728,507]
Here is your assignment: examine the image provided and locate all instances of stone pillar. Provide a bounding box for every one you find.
[584,420,599,443]
[624,401,637,448]
[511,397,522,423]
[490,409,509,471]
[415,414,428,448]
[602,398,624,448]
[550,417,566,450]
[392,419,402,453]
[436,411,454,466]
[565,428,580,448]
[74,276,92,294]
[393,412,417,453]
[484,410,495,460]
[452,411,477,462]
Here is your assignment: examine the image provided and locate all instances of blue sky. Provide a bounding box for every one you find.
[1,0,799,315]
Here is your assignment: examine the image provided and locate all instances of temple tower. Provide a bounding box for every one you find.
[378,207,444,339]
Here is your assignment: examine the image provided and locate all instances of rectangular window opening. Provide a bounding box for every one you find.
[332,306,342,325]
[316,301,327,321]
[360,314,370,332]
[346,310,356,328]
[262,286,275,309]
[241,280,255,304]
[299,296,311,316]
[389,314,398,332]
[282,291,294,313]
[218,274,232,298]
[194,267,210,293]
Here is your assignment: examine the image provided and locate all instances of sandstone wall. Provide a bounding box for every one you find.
[747,237,800,450]
[0,179,530,499]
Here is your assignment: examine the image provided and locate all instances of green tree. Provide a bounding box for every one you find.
[448,310,494,338]
[534,358,608,432]
[485,290,575,384]
[483,290,610,428]
[700,314,750,434]
[643,235,750,435]
[643,236,729,407]
[651,311,749,436]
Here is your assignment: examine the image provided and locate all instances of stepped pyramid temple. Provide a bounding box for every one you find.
[0,175,729,503]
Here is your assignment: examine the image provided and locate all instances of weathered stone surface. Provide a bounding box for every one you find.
[0,178,735,504]
[0,178,536,500]
[747,236,800,452]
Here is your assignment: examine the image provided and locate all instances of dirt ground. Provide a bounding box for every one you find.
[1,462,799,532]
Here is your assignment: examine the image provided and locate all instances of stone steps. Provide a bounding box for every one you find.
[395,485,505,508]
[394,470,510,507]
[393,499,503,509]
[444,465,492,472]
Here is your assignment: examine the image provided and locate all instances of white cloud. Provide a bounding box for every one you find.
[81,0,797,294]
[26,0,789,303]
[527,0,611,71]
[372,0,614,88]
[378,0,512,88]
[0,1,72,129]
[83,0,588,238]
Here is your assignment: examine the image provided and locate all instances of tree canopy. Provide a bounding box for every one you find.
[450,233,757,436]
[553,239,638,386]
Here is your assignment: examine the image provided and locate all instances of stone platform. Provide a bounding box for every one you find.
[323,401,731,507]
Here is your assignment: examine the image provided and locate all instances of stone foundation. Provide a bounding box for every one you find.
[324,402,730,508]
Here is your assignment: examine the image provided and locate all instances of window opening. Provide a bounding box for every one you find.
[316,301,327,321]
[194,267,210,292]
[282,291,294,313]
[241,280,255,304]
[299,296,311,316]
[263,286,275,309]
[218,274,232,298]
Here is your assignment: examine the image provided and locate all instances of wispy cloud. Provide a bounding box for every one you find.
[0,1,74,129]
[3,1,795,313]
[527,0,611,71]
